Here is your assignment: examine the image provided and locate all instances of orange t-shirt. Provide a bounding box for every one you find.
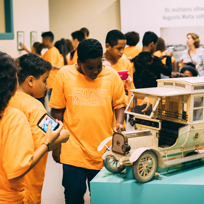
[124,46,142,59]
[0,106,34,204]
[110,57,135,90]
[69,50,78,65]
[154,50,176,64]
[9,92,47,204]
[42,47,64,89]
[49,65,126,170]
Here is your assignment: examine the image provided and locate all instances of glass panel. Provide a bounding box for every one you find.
[194,97,203,108]
[125,95,157,117]
[170,96,179,101]
[193,109,203,121]
[182,95,188,102]
[0,0,5,33]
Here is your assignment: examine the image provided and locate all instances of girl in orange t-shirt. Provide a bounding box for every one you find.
[0,52,66,204]
[21,42,43,57]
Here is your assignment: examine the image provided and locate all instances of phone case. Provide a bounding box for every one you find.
[117,70,129,80]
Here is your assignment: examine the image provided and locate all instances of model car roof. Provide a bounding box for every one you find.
[157,77,204,85]
[131,87,191,97]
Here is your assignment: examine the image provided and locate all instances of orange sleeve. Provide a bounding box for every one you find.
[49,70,66,109]
[112,73,127,110]
[43,50,55,65]
[128,62,135,89]
[2,119,34,179]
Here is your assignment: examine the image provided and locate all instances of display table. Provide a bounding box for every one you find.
[90,163,204,204]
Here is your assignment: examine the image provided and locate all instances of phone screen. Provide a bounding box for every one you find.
[38,114,59,133]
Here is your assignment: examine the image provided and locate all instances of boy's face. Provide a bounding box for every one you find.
[72,38,79,50]
[42,38,49,48]
[106,39,126,60]
[78,57,103,80]
[31,71,49,98]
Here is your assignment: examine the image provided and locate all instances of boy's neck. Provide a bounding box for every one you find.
[17,84,32,96]
[47,43,54,49]
[104,51,119,65]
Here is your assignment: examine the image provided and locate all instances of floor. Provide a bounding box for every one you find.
[41,116,134,204]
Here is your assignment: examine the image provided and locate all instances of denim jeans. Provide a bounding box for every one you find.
[62,164,99,204]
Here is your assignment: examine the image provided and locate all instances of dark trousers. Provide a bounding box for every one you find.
[62,164,99,204]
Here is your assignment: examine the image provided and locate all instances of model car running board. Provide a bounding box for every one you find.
[164,152,204,167]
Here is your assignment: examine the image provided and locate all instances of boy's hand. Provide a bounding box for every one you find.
[44,120,63,144]
[113,123,125,132]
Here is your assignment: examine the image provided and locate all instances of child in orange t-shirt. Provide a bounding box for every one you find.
[124,31,142,60]
[9,54,69,204]
[0,52,67,204]
[21,42,43,57]
[68,30,85,65]
[103,29,135,96]
[41,31,64,99]
[49,39,127,204]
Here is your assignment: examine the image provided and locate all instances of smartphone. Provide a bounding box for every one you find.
[117,70,129,80]
[37,113,59,133]
[167,46,174,52]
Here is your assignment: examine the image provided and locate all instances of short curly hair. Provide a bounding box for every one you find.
[0,52,17,119]
[105,30,126,47]
[16,54,52,85]
[187,33,200,48]
[77,38,103,62]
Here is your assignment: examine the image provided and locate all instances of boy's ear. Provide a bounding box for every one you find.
[105,43,111,50]
[26,75,35,88]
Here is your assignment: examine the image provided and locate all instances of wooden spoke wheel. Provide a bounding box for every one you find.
[103,154,125,173]
[132,150,157,183]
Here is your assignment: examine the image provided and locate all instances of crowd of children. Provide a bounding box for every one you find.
[0,26,202,204]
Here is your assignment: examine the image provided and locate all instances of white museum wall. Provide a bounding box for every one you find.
[120,0,204,47]
[49,0,121,48]
[0,0,49,58]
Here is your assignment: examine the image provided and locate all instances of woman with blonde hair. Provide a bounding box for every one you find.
[179,33,204,76]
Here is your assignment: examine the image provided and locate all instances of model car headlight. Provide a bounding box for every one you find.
[122,143,131,153]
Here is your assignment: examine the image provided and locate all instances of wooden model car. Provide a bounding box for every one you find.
[98,77,204,183]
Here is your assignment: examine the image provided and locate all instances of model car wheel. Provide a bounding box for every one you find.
[103,154,125,173]
[132,150,157,183]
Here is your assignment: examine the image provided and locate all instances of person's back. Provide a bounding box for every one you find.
[124,31,142,59]
[132,31,172,89]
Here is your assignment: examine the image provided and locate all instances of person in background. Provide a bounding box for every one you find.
[0,51,65,204]
[80,27,89,39]
[41,31,64,100]
[21,42,43,57]
[9,54,69,204]
[154,37,177,72]
[50,39,126,204]
[179,33,204,76]
[180,65,198,77]
[66,39,73,55]
[69,30,85,65]
[124,31,142,60]
[132,31,174,89]
[54,38,68,66]
[103,29,135,92]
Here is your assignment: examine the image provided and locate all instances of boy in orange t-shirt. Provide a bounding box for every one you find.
[0,52,66,204]
[124,31,142,60]
[49,39,126,204]
[103,29,135,94]
[68,30,85,65]
[42,31,64,99]
[9,54,69,204]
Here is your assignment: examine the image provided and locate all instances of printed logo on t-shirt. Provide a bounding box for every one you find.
[71,87,109,107]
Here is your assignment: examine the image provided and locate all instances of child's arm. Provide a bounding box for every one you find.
[15,121,67,180]
[21,44,31,54]
[51,108,65,163]
[114,107,126,132]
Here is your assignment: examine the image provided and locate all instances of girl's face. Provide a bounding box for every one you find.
[186,35,195,47]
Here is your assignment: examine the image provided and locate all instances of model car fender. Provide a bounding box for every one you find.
[97,136,112,151]
[130,147,165,168]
